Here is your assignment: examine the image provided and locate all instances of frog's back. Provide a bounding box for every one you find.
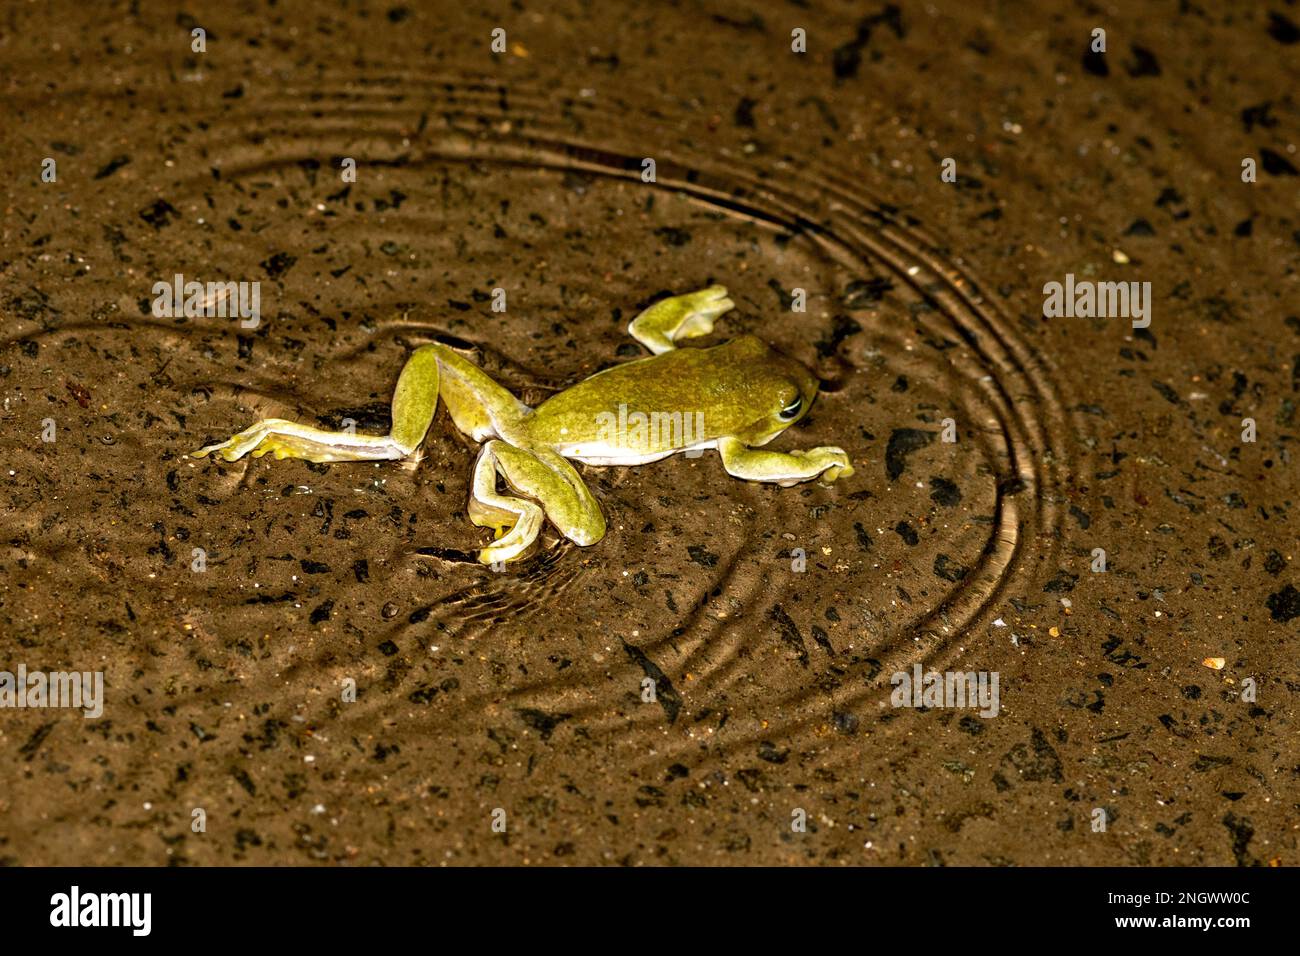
[522,336,778,457]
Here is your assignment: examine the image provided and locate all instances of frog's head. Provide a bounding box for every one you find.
[730,338,821,447]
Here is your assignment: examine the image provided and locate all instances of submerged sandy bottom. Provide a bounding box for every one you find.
[0,1,1296,865]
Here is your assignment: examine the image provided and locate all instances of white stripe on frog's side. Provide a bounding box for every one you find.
[557,423,788,466]
[560,438,718,466]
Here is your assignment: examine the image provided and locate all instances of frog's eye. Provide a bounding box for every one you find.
[778,394,803,421]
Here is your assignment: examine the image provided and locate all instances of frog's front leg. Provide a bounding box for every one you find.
[627,284,735,354]
[716,436,854,488]
[469,440,605,563]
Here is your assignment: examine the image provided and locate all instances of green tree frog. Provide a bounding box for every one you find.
[192,285,854,563]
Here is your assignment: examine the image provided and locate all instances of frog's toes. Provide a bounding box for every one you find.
[691,284,730,302]
[192,420,288,462]
[192,435,256,462]
[814,446,853,483]
[679,285,735,335]
[478,515,543,564]
[249,436,300,460]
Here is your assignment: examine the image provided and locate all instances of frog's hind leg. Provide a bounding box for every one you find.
[627,285,735,354]
[418,343,531,444]
[468,440,605,564]
[192,346,445,463]
[191,417,410,464]
[192,343,530,464]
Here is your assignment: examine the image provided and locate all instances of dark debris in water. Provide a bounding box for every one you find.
[1265,584,1300,622]
[814,313,863,358]
[138,199,178,229]
[260,252,298,278]
[884,427,934,481]
[841,276,893,308]
[929,476,961,507]
[686,544,718,568]
[93,154,131,179]
[832,4,905,81]
[516,708,571,742]
[622,640,682,723]
[769,604,810,667]
[933,554,968,582]
[1043,570,1079,593]
[316,402,392,432]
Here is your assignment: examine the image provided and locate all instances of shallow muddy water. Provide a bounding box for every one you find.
[1,1,1297,865]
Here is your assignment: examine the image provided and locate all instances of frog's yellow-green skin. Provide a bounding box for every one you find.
[192,286,853,563]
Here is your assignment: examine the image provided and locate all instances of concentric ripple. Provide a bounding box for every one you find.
[2,72,1085,780]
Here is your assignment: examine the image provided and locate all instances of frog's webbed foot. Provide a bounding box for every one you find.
[717,436,854,488]
[628,284,735,354]
[469,440,605,563]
